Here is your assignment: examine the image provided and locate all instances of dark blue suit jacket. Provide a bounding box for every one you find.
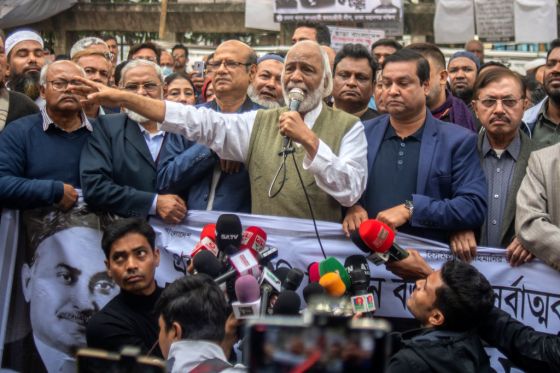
[157,98,261,213]
[362,111,487,242]
[80,113,158,218]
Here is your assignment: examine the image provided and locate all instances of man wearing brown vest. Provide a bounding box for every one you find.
[77,40,367,222]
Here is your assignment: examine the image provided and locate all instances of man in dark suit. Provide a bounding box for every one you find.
[450,68,535,264]
[81,59,186,223]
[343,49,487,243]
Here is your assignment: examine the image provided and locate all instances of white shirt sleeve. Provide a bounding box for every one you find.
[161,100,257,162]
[302,121,368,207]
[162,100,368,208]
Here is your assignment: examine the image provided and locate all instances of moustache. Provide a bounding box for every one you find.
[57,310,94,326]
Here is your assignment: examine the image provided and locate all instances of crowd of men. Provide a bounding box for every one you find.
[0,20,559,372]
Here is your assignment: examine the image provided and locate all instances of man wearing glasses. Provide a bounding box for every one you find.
[158,40,259,214]
[0,60,91,211]
[450,68,536,264]
[80,59,186,223]
[79,40,365,222]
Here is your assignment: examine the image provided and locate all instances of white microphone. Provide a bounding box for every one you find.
[232,275,261,319]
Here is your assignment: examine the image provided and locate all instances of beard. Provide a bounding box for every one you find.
[8,71,40,100]
[282,76,326,113]
[545,76,560,106]
[124,108,150,124]
[247,84,282,109]
[453,86,474,104]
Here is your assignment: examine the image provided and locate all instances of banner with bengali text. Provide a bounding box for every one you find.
[1,209,558,372]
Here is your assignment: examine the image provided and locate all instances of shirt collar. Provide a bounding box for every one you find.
[538,97,555,124]
[482,131,521,160]
[384,122,424,141]
[303,101,323,129]
[136,122,164,138]
[40,106,92,132]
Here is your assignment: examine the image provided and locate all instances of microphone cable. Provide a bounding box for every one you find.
[290,151,327,260]
[267,136,327,260]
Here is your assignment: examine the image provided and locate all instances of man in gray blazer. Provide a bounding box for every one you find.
[80,60,186,223]
[451,68,535,265]
[516,143,560,272]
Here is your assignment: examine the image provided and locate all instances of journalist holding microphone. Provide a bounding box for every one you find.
[75,40,367,223]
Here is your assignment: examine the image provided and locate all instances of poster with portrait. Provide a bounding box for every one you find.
[274,0,404,36]
[1,205,120,373]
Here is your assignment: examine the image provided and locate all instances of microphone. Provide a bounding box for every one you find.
[191,236,219,258]
[272,290,301,316]
[352,219,409,263]
[232,275,261,319]
[344,255,371,279]
[318,257,352,289]
[193,250,224,278]
[345,256,376,314]
[307,262,320,283]
[302,282,326,304]
[282,88,305,148]
[240,226,267,255]
[215,214,242,256]
[319,272,347,297]
[259,267,282,316]
[273,267,290,286]
[214,249,260,285]
[282,268,304,292]
[200,223,216,241]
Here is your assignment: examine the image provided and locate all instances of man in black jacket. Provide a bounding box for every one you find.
[86,218,163,357]
[387,260,495,373]
[387,251,560,372]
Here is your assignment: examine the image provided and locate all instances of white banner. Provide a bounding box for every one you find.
[434,0,475,44]
[274,0,403,36]
[2,209,558,372]
[328,26,385,52]
[152,210,560,373]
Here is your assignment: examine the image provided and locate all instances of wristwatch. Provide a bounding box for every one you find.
[404,199,414,218]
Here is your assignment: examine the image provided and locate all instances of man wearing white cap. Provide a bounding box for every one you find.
[0,32,39,132]
[5,29,46,105]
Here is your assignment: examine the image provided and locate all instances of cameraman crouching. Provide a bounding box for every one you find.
[155,274,245,372]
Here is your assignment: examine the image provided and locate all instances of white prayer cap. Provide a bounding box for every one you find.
[5,30,44,57]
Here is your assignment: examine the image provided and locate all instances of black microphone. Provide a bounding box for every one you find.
[282,88,305,148]
[215,214,242,256]
[193,250,224,278]
[302,282,326,304]
[272,290,301,316]
[344,255,376,315]
[282,268,304,292]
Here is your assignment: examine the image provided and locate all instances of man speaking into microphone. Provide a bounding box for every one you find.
[77,40,367,222]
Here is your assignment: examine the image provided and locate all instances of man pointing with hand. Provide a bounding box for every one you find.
[77,41,367,223]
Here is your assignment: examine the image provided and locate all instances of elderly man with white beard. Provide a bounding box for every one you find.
[80,59,187,223]
[77,41,367,222]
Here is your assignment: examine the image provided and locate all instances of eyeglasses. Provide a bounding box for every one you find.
[477,97,523,109]
[48,79,85,91]
[123,82,161,93]
[206,60,250,72]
